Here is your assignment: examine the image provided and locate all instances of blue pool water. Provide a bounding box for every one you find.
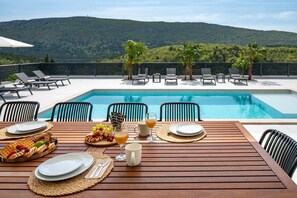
[39,90,297,119]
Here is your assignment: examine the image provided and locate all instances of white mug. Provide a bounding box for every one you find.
[134,122,150,137]
[125,143,142,166]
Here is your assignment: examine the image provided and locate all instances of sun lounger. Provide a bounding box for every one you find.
[165,68,178,85]
[132,68,149,85]
[0,84,33,99]
[228,68,248,85]
[200,68,216,85]
[33,70,71,86]
[16,72,59,90]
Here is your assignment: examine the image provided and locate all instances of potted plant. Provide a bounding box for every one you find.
[122,40,147,80]
[177,43,202,80]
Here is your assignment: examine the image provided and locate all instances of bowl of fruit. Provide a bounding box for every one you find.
[85,123,117,146]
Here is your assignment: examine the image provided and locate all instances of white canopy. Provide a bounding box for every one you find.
[0,36,33,48]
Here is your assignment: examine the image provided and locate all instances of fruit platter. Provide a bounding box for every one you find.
[0,133,58,163]
[85,123,117,146]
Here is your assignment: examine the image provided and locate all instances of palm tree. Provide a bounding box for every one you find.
[177,43,202,80]
[233,43,265,80]
[122,40,147,80]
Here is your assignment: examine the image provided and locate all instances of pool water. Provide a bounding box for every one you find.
[39,90,297,120]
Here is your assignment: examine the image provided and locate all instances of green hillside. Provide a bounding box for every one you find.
[0,16,297,62]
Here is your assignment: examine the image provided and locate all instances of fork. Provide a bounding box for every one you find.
[89,160,105,178]
[94,160,109,178]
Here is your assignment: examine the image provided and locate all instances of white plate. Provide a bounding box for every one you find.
[176,123,204,135]
[38,153,83,176]
[35,152,94,181]
[7,121,47,134]
[169,123,204,137]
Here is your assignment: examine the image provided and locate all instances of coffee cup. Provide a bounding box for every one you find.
[125,143,142,166]
[134,122,150,137]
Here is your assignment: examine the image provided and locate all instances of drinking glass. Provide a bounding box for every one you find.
[114,125,129,161]
[146,112,157,142]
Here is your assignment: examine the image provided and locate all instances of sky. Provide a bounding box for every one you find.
[0,0,297,33]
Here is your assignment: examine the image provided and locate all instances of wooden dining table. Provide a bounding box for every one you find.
[0,121,296,197]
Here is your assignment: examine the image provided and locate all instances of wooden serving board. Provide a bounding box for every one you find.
[1,145,57,163]
[85,139,117,146]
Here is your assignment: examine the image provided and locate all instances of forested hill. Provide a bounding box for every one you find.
[0,16,297,62]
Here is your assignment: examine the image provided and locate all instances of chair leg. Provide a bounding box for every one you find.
[67,79,71,84]
[61,80,65,86]
[15,91,21,98]
[47,84,51,90]
[55,82,59,88]
[28,88,33,95]
[0,94,6,102]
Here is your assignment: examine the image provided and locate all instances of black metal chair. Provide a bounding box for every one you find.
[49,102,93,122]
[0,101,40,122]
[105,102,148,122]
[259,129,297,178]
[160,102,202,121]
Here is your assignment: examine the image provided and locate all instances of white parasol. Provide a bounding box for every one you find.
[0,36,33,48]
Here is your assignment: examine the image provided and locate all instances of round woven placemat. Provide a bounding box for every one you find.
[156,124,207,143]
[27,152,113,197]
[0,123,53,140]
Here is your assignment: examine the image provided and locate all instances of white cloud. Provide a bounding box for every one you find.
[240,11,297,21]
[274,11,297,20]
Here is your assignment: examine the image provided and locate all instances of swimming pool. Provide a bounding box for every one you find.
[38,90,297,120]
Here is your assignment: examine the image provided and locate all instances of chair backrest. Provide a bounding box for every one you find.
[33,70,46,78]
[138,68,148,76]
[201,68,212,76]
[15,72,30,83]
[166,68,176,76]
[105,102,148,122]
[259,129,297,178]
[228,68,240,76]
[0,101,40,122]
[160,102,202,121]
[50,102,93,122]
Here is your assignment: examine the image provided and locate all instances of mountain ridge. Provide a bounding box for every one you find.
[0,16,297,62]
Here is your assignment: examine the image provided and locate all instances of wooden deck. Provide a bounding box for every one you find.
[0,121,296,197]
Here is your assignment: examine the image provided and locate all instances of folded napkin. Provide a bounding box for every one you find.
[85,159,112,179]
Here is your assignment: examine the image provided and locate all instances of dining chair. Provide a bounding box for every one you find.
[159,102,202,121]
[105,102,148,122]
[49,102,93,122]
[259,129,297,178]
[0,101,40,122]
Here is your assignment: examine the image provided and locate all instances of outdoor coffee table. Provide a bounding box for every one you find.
[216,73,225,83]
[152,73,161,83]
